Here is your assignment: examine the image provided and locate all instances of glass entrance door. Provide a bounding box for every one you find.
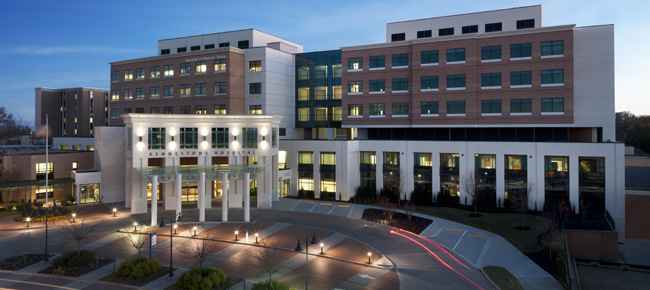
[182,182,198,203]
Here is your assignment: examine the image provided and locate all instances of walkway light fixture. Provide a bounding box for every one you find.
[26,217,31,227]
[134,222,138,232]
[112,207,117,217]
[367,251,372,264]
[72,213,76,223]
[255,232,259,243]
[173,224,178,235]
[193,226,197,236]
[169,212,182,279]
[234,230,239,241]
[320,242,324,254]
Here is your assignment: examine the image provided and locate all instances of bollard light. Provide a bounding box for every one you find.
[134,222,138,232]
[72,213,76,223]
[112,208,117,217]
[193,226,197,237]
[26,217,31,227]
[255,232,259,243]
[320,242,324,254]
[234,230,239,241]
[367,252,372,264]
[173,224,178,235]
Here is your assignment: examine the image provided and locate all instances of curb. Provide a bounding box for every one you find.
[0,269,143,290]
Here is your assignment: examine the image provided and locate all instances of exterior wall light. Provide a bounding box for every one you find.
[169,135,177,151]
[201,136,208,150]
[137,136,144,151]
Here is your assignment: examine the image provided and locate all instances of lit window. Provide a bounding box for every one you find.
[150,66,160,78]
[124,69,133,80]
[348,104,362,116]
[370,103,385,116]
[249,60,262,72]
[195,61,206,73]
[214,104,227,114]
[299,152,314,164]
[333,107,342,121]
[180,84,191,96]
[214,59,226,72]
[111,90,119,101]
[124,89,132,100]
[214,82,226,94]
[180,63,191,75]
[298,108,310,121]
[164,65,174,76]
[150,87,160,98]
[249,105,262,115]
[315,86,327,100]
[298,88,310,101]
[348,57,362,70]
[332,86,342,99]
[135,68,144,79]
[315,107,327,121]
[72,162,78,170]
[298,67,309,80]
[348,81,362,93]
[35,162,53,179]
[195,105,207,115]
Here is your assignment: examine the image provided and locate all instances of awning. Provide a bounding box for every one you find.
[134,164,267,183]
[0,178,76,190]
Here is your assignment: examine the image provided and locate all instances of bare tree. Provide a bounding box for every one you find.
[179,229,220,275]
[249,240,286,286]
[59,218,97,255]
[403,201,416,221]
[509,183,535,230]
[462,170,479,217]
[122,226,154,260]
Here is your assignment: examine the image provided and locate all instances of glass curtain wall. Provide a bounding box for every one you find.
[295,50,342,128]
[579,157,605,214]
[475,154,497,208]
[545,156,570,208]
[439,153,460,204]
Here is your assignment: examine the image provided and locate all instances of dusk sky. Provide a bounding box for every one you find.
[1,0,648,128]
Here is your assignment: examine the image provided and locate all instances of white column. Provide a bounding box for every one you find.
[75,184,80,205]
[244,172,250,222]
[222,173,228,222]
[199,172,206,222]
[175,173,182,219]
[151,175,158,226]
[496,154,505,208]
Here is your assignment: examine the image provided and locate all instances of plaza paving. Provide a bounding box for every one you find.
[0,200,565,289]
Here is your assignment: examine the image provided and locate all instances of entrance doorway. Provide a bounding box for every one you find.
[79,184,100,204]
[182,182,198,203]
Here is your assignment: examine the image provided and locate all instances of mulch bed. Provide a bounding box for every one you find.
[101,267,171,286]
[164,275,244,290]
[39,257,114,277]
[0,253,50,270]
[362,208,433,234]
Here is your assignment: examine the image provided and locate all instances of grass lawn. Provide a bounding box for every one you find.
[415,206,547,253]
[483,266,525,290]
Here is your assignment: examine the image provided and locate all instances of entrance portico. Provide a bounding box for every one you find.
[122,114,283,222]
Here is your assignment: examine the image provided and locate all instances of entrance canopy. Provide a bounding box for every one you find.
[135,164,267,183]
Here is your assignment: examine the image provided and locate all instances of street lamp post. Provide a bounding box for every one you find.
[169,212,182,279]
[45,114,49,262]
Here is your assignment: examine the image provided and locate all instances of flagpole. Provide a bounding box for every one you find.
[45,114,49,261]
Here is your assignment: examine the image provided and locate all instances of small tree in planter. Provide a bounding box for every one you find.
[122,226,154,260]
[249,240,286,287]
[462,171,480,217]
[403,201,416,221]
[509,183,535,230]
[180,229,220,276]
[59,218,96,255]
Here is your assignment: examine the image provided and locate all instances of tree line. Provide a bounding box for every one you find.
[616,111,650,154]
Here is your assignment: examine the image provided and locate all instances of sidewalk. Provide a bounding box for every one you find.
[272,198,563,290]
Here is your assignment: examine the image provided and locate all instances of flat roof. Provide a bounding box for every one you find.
[387,5,541,24]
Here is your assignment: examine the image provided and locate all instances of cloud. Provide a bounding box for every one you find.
[6,46,148,55]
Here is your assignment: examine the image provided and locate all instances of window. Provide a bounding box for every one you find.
[421,76,439,90]
[212,127,229,148]
[541,40,564,56]
[439,27,454,36]
[238,40,249,49]
[35,162,53,179]
[315,65,327,79]
[164,65,174,76]
[369,56,385,68]
[349,104,362,116]
[214,82,226,94]
[447,48,465,62]
[219,42,229,47]
[136,68,144,79]
[180,63,191,75]
[177,47,186,53]
[417,30,432,38]
[511,99,532,113]
[421,50,439,64]
[333,86,342,99]
[195,105,207,115]
[124,89,132,100]
[180,84,191,96]
[150,107,160,114]
[111,71,119,82]
[148,128,165,149]
[164,106,173,114]
[369,79,385,92]
[421,101,439,115]
[315,107,327,121]
[391,33,405,42]
[150,66,160,78]
[297,67,309,80]
[481,45,501,60]
[517,19,535,29]
[195,83,206,95]
[124,69,133,80]
[180,128,198,149]
[392,53,408,67]
[135,88,144,99]
[392,102,408,116]
[462,25,478,34]
[161,49,170,55]
[195,61,206,73]
[298,108,309,121]
[214,104,227,114]
[333,64,341,77]
[190,45,200,51]
[272,128,277,147]
[249,105,262,115]
[315,86,327,100]
[447,101,466,114]
[481,73,502,87]
[392,78,408,91]
[510,43,532,58]
[249,60,262,72]
[510,71,532,86]
[111,109,119,118]
[333,108,342,122]
[485,22,502,32]
[179,106,191,114]
[348,57,362,70]
[249,83,262,94]
[481,100,502,114]
[298,87,309,101]
[242,128,257,148]
[348,81,362,93]
[214,59,226,71]
[542,98,564,113]
[205,44,215,49]
[164,86,174,97]
[446,74,466,88]
[71,162,78,170]
[111,90,119,101]
[124,108,132,114]
[370,103,385,116]
[299,152,314,164]
[541,69,564,85]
